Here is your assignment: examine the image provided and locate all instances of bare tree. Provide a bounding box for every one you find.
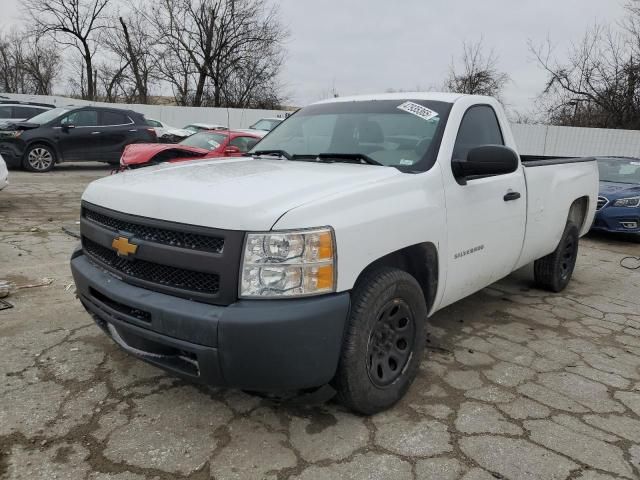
[22,0,112,100]
[530,22,640,129]
[100,10,156,103]
[145,0,287,108]
[445,39,510,99]
[0,29,60,95]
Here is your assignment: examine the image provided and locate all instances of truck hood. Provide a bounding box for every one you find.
[82,157,400,230]
[599,181,640,200]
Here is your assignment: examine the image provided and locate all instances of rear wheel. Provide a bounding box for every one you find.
[333,267,427,415]
[23,144,56,172]
[534,223,579,292]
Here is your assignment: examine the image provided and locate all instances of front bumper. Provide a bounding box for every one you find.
[71,253,350,391]
[592,207,640,234]
[0,143,22,168]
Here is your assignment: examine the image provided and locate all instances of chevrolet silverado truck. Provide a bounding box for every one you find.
[70,93,599,414]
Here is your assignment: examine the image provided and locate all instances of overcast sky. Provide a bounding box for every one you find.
[0,0,630,112]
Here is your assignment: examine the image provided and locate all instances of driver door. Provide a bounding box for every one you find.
[56,110,100,161]
[440,105,526,307]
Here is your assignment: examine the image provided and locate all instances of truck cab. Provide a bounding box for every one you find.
[71,93,598,414]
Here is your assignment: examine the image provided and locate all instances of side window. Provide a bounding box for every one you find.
[0,106,12,118]
[453,105,504,160]
[13,106,44,119]
[147,119,162,127]
[62,110,99,127]
[101,111,131,126]
[229,136,256,152]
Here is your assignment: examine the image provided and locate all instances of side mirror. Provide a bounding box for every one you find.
[452,145,519,185]
[62,123,75,131]
[224,145,241,155]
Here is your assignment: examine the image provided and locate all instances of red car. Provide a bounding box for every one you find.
[120,130,263,168]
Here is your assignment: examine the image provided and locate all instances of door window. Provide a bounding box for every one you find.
[13,106,45,119]
[0,106,12,118]
[101,111,132,126]
[62,110,99,127]
[452,105,503,161]
[229,136,259,152]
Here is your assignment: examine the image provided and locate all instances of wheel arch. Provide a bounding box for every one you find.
[353,242,439,313]
[567,196,590,232]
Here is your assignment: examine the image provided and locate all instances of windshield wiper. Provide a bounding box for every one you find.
[252,149,291,160]
[316,153,383,166]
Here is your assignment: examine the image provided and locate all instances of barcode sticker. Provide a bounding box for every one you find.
[397,101,439,121]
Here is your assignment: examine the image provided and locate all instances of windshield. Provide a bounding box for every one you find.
[597,158,640,184]
[179,131,227,150]
[250,100,451,170]
[252,119,282,131]
[24,107,70,125]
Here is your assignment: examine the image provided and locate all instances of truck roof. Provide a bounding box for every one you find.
[312,91,473,105]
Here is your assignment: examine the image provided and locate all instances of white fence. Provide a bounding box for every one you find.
[1,93,288,129]
[511,124,640,158]
[3,93,640,157]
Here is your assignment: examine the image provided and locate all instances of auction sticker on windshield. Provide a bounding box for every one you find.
[397,101,439,121]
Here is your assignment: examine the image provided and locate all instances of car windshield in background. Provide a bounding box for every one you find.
[249,100,451,170]
[597,158,640,184]
[253,119,282,131]
[26,107,70,125]
[179,132,227,150]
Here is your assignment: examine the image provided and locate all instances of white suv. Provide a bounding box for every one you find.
[0,101,54,127]
[0,154,8,191]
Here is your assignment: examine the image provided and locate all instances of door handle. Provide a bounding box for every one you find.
[504,191,521,201]
[91,131,101,135]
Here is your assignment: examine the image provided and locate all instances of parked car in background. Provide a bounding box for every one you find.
[249,117,283,132]
[0,106,157,172]
[183,123,227,134]
[147,119,192,142]
[120,130,263,168]
[0,100,54,128]
[592,156,640,238]
[0,154,8,190]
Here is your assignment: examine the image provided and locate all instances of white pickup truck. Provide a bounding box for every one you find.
[71,93,599,414]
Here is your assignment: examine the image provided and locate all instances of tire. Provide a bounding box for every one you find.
[534,223,580,292]
[333,267,427,415]
[22,144,56,172]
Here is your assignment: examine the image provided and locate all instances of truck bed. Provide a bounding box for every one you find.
[514,156,599,270]
[520,155,596,167]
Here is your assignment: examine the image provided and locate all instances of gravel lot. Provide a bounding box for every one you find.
[1,164,640,480]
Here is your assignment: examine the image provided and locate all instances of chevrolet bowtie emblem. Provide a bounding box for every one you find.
[112,236,138,257]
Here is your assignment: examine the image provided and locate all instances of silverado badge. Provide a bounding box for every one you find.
[112,236,138,257]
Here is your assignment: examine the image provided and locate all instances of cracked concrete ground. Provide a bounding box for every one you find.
[1,163,640,480]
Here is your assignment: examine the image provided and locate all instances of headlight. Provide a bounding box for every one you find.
[0,130,21,139]
[612,197,640,208]
[240,227,336,298]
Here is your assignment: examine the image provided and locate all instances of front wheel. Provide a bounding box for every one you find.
[534,223,579,292]
[23,144,56,172]
[333,267,427,415]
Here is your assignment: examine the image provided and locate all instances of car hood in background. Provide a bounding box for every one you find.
[120,143,211,167]
[599,181,640,200]
[83,157,400,230]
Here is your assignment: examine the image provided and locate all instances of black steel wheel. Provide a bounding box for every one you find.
[534,223,580,292]
[366,299,415,387]
[333,267,427,415]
